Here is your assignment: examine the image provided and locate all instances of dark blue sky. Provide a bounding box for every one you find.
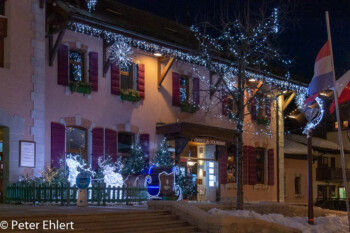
[118,0,350,83]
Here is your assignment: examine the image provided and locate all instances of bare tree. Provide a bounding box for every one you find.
[191,0,296,209]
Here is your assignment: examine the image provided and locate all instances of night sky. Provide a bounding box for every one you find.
[117,0,350,84]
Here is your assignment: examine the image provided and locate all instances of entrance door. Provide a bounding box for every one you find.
[205,145,217,202]
[0,127,8,203]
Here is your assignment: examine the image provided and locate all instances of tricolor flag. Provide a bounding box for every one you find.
[308,41,334,96]
[329,70,350,114]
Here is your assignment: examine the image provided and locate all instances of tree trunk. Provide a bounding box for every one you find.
[235,62,245,210]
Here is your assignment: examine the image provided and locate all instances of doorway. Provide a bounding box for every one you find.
[0,126,9,203]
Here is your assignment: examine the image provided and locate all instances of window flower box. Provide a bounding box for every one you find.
[180,102,198,113]
[69,82,92,94]
[257,117,270,125]
[121,89,140,102]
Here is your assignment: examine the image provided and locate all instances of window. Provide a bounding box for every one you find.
[69,50,85,83]
[255,148,265,184]
[66,126,87,162]
[331,157,335,168]
[180,76,189,102]
[118,132,134,154]
[120,65,133,90]
[208,162,215,187]
[294,176,301,195]
[0,0,5,16]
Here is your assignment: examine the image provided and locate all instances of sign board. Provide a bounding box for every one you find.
[192,138,226,146]
[159,173,174,197]
[76,171,91,189]
[19,141,35,168]
[0,17,7,38]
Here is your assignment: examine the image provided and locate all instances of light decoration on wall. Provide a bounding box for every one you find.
[302,97,325,134]
[68,20,309,137]
[109,36,134,69]
[66,154,95,186]
[87,0,98,12]
[98,157,124,187]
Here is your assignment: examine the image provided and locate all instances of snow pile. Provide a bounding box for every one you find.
[209,208,348,233]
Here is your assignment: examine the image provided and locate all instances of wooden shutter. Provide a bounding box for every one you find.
[250,98,257,121]
[268,149,274,185]
[243,145,249,185]
[111,64,120,95]
[105,129,117,162]
[51,122,65,169]
[172,72,180,106]
[89,51,98,92]
[248,146,256,185]
[92,127,104,171]
[192,78,200,105]
[140,134,150,165]
[222,95,229,116]
[57,44,68,86]
[137,64,145,99]
[266,99,271,121]
[218,146,228,185]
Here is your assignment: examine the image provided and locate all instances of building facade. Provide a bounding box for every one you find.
[0,0,306,203]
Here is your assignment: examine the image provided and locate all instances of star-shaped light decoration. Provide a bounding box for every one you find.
[109,37,134,69]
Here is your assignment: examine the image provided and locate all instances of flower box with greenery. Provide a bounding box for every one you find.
[121,89,140,102]
[180,101,198,113]
[257,117,270,126]
[69,81,92,94]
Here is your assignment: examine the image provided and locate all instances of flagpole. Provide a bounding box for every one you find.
[326,11,350,231]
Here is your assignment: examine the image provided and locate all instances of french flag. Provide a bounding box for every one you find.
[329,70,350,114]
[308,41,334,96]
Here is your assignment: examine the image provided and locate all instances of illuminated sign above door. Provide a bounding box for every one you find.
[192,138,226,146]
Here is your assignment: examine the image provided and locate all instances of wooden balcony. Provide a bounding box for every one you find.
[316,167,350,181]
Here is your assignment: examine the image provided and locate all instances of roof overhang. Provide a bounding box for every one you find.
[156,122,236,144]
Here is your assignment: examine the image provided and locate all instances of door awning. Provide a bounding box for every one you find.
[156,122,236,143]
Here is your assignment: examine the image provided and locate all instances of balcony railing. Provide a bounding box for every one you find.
[316,167,350,181]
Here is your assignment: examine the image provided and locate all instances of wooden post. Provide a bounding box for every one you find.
[307,130,314,225]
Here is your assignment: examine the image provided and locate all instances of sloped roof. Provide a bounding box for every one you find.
[284,138,308,155]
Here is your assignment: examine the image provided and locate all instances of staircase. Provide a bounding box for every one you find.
[0,209,203,233]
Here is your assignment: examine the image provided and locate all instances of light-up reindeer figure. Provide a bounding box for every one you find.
[98,157,124,188]
[66,154,95,187]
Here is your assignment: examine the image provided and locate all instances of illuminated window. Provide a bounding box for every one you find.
[209,162,215,187]
[69,50,85,83]
[120,64,133,90]
[180,76,189,102]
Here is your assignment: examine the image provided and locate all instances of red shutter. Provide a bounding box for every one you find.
[248,146,256,185]
[92,127,104,171]
[89,51,98,92]
[222,95,229,116]
[172,72,180,106]
[243,145,249,185]
[57,44,68,86]
[105,129,117,162]
[111,64,120,95]
[266,100,271,121]
[140,134,150,165]
[137,64,145,99]
[218,146,228,185]
[251,98,257,121]
[51,122,65,169]
[268,149,274,185]
[192,78,200,105]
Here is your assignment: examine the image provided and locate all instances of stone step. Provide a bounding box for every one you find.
[74,215,180,225]
[80,225,200,233]
[2,210,169,221]
[76,219,189,232]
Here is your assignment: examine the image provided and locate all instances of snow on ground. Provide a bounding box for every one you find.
[209,208,348,233]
